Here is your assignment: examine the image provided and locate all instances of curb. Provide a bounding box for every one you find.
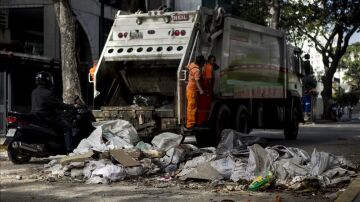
[0,137,5,145]
[335,176,360,202]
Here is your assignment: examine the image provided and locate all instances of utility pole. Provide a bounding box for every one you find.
[99,0,104,57]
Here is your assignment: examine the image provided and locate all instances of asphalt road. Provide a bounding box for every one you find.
[252,120,360,166]
[0,121,359,202]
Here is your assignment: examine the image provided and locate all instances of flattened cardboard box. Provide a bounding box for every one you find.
[110,149,141,167]
[60,151,94,165]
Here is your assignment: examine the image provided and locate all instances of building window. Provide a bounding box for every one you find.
[9,8,44,56]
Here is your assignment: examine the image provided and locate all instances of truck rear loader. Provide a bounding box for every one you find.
[92,7,305,145]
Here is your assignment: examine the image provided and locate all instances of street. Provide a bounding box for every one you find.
[0,121,359,202]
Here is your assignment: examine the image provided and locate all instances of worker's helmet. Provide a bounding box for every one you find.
[35,71,54,87]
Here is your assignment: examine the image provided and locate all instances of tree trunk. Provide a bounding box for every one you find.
[321,62,338,120]
[53,0,82,103]
[321,73,333,119]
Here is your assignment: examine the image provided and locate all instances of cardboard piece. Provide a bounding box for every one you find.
[124,148,142,160]
[110,149,141,167]
[60,151,94,165]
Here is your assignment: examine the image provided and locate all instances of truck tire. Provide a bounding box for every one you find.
[284,107,299,140]
[235,105,250,134]
[7,141,31,164]
[213,104,232,143]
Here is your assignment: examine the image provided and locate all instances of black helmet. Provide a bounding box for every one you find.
[35,71,54,87]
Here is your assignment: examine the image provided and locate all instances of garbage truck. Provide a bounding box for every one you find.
[92,6,305,145]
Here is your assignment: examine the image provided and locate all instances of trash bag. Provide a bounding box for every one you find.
[310,149,339,176]
[74,127,108,154]
[83,160,111,179]
[90,164,126,184]
[246,144,270,179]
[216,129,267,157]
[151,132,183,151]
[210,156,236,179]
[125,166,144,177]
[73,120,139,154]
[177,153,216,178]
[161,147,186,166]
[100,120,139,145]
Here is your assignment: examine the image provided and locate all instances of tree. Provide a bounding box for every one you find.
[281,0,360,119]
[336,92,359,107]
[232,0,270,26]
[342,42,360,90]
[53,0,82,103]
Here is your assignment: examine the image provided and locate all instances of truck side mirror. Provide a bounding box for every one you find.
[294,54,304,77]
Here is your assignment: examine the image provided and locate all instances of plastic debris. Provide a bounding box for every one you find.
[89,164,126,184]
[161,147,186,166]
[210,156,236,179]
[143,149,165,158]
[125,166,144,177]
[164,164,177,177]
[217,129,267,157]
[287,176,319,190]
[71,168,84,179]
[39,121,355,193]
[179,162,223,181]
[136,141,154,151]
[73,120,139,154]
[151,132,183,151]
[249,171,275,191]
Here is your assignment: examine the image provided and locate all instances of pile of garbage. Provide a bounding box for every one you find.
[44,120,357,192]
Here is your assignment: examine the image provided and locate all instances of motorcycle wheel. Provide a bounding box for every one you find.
[7,142,31,164]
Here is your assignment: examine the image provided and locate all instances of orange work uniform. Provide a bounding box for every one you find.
[89,63,97,81]
[197,62,214,126]
[186,62,201,128]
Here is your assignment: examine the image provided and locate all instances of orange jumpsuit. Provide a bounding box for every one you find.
[186,63,201,128]
[197,63,213,126]
[89,63,97,81]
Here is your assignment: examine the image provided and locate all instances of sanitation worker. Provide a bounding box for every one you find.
[197,55,219,126]
[186,55,205,129]
[89,59,98,81]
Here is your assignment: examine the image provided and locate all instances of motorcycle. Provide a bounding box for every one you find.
[3,105,95,164]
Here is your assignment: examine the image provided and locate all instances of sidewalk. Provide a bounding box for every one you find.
[335,175,360,202]
[0,137,5,145]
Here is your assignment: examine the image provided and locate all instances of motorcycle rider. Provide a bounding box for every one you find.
[31,71,77,153]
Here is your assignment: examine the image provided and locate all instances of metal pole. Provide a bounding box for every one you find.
[99,0,104,57]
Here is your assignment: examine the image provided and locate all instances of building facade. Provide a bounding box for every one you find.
[0,0,125,135]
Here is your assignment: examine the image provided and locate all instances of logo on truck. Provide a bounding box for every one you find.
[172,13,189,21]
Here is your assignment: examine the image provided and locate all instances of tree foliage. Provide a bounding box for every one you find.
[342,42,360,90]
[336,92,359,107]
[231,0,271,26]
[280,0,360,118]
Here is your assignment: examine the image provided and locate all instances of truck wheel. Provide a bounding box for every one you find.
[7,142,31,164]
[284,107,299,140]
[213,104,232,143]
[235,105,250,134]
